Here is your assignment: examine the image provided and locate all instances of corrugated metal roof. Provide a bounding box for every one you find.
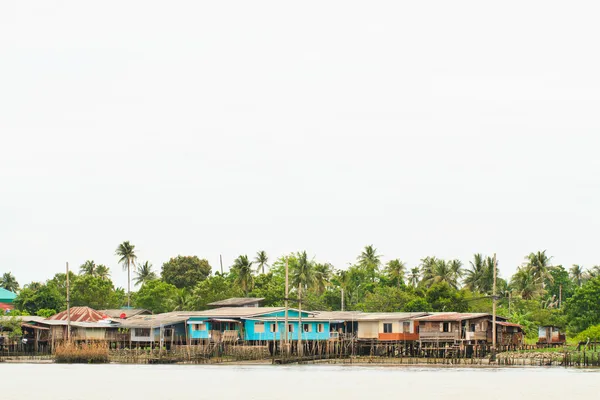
[47,307,109,322]
[495,321,522,328]
[0,288,17,301]
[313,311,365,320]
[416,313,492,322]
[207,298,265,307]
[119,313,189,328]
[99,309,152,319]
[355,312,430,321]
[181,307,287,318]
[0,302,14,310]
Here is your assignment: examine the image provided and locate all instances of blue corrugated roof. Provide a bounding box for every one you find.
[0,287,17,302]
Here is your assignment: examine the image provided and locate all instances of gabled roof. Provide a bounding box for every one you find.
[46,307,109,322]
[207,298,264,307]
[182,307,315,319]
[313,311,365,320]
[99,309,152,319]
[416,313,507,322]
[355,312,430,321]
[0,288,17,302]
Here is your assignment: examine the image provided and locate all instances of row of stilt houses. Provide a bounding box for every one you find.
[1,298,565,357]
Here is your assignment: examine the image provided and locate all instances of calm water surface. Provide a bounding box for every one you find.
[2,364,599,400]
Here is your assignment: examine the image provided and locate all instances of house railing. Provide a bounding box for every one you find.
[419,332,460,341]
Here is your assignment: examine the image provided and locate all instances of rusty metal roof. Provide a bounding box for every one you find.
[47,307,108,322]
[99,309,152,319]
[495,321,523,328]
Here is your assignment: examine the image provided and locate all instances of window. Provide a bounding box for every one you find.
[270,323,278,333]
[303,323,312,332]
[383,323,393,333]
[193,323,206,331]
[469,324,476,333]
[135,328,151,337]
[317,324,324,333]
[403,321,411,333]
[254,322,265,333]
[287,324,294,333]
[443,322,450,333]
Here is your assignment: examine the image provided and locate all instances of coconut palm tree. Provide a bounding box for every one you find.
[463,253,485,292]
[231,255,254,296]
[134,261,157,286]
[448,259,463,287]
[525,250,554,289]
[254,250,269,274]
[96,265,111,281]
[171,288,193,311]
[570,264,585,287]
[426,259,459,289]
[115,241,137,307]
[291,251,315,292]
[0,272,19,293]
[419,256,438,287]
[79,260,97,276]
[385,259,406,288]
[408,267,420,287]
[357,245,381,282]
[313,263,332,295]
[510,267,542,300]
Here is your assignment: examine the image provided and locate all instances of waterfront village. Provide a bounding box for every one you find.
[0,296,567,363]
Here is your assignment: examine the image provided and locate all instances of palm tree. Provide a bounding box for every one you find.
[463,253,485,292]
[134,261,157,286]
[254,251,269,274]
[0,272,19,293]
[171,288,192,311]
[570,264,585,287]
[587,266,600,279]
[525,250,554,289]
[116,241,137,307]
[96,265,111,281]
[79,260,97,276]
[385,259,406,288]
[408,267,420,287]
[510,267,542,300]
[426,259,459,289]
[291,251,315,292]
[357,245,381,282]
[448,259,463,287]
[313,263,333,295]
[419,256,438,287]
[231,255,254,296]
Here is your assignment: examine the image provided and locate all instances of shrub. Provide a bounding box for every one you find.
[54,342,109,364]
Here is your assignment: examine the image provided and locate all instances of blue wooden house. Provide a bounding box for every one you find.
[186,307,332,343]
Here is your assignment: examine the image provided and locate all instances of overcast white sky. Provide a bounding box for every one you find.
[1,1,599,290]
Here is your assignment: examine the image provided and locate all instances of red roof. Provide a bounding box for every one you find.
[47,307,108,322]
[0,302,14,311]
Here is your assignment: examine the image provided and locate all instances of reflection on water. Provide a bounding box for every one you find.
[2,364,599,400]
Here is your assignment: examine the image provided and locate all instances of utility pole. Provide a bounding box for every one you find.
[559,284,562,309]
[298,282,303,357]
[66,262,71,342]
[219,255,224,275]
[492,253,497,360]
[284,257,289,356]
[341,288,345,312]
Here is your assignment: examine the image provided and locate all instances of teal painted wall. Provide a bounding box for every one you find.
[244,319,330,341]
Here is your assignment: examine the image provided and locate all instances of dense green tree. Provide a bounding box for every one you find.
[0,272,19,293]
[115,241,137,307]
[249,272,285,307]
[565,276,600,333]
[134,279,178,313]
[70,275,121,310]
[510,267,542,300]
[191,275,243,310]
[357,286,416,312]
[545,265,575,307]
[134,261,157,286]
[14,283,65,315]
[231,255,254,296]
[161,255,211,289]
[254,251,269,274]
[425,282,470,312]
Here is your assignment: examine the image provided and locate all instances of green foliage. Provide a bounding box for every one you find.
[161,255,211,289]
[36,309,57,318]
[565,276,600,333]
[70,275,121,310]
[0,272,20,293]
[0,316,22,339]
[575,325,600,343]
[191,274,243,310]
[357,286,417,312]
[425,282,470,312]
[134,279,178,313]
[14,283,65,315]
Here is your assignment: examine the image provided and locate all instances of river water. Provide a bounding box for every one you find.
[2,364,599,399]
